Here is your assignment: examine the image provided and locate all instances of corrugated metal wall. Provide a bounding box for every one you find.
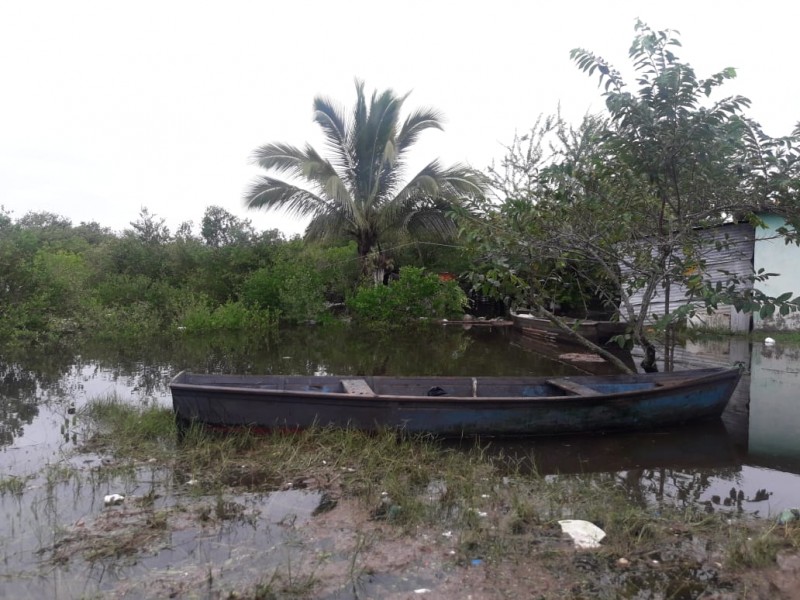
[622,223,755,332]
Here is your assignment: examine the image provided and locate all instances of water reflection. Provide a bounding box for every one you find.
[0,362,40,446]
[473,421,738,476]
[0,325,574,449]
[2,328,800,498]
[749,343,800,472]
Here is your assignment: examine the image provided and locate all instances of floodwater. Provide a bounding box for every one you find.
[1,324,799,597]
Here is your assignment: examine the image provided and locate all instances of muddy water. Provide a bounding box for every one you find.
[1,325,799,597]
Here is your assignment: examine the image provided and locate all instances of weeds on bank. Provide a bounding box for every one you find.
[726,521,800,569]
[0,475,29,496]
[80,397,498,529]
[75,395,800,598]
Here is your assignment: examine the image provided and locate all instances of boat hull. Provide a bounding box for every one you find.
[510,310,627,345]
[170,368,741,437]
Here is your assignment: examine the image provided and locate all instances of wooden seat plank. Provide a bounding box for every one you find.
[341,379,376,396]
[546,378,601,397]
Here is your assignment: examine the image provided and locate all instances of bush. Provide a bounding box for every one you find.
[89,301,165,340]
[240,259,326,324]
[179,299,279,334]
[348,267,468,325]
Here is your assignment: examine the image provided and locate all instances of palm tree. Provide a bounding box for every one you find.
[245,80,486,275]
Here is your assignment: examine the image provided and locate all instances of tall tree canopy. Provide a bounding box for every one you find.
[245,81,487,273]
[459,22,800,372]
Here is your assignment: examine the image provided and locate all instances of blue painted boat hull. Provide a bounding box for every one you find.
[170,368,741,437]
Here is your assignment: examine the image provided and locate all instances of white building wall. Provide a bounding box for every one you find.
[753,214,800,331]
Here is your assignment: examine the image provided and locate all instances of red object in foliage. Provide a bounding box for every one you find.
[438,272,456,282]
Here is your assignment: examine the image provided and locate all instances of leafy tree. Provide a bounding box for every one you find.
[200,205,256,247]
[570,21,798,367]
[460,22,800,372]
[0,206,11,230]
[245,80,487,277]
[0,223,39,338]
[129,207,170,245]
[348,266,468,325]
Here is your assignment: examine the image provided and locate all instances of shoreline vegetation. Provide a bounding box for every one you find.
[0,205,473,348]
[1,397,795,598]
[1,202,798,355]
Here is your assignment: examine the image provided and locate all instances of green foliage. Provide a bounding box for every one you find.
[200,205,256,247]
[300,241,361,303]
[32,250,91,328]
[240,268,282,310]
[458,22,800,369]
[90,301,167,340]
[240,258,326,324]
[348,267,468,324]
[179,300,279,334]
[245,80,486,274]
[129,207,170,244]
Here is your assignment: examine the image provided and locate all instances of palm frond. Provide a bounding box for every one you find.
[252,143,343,193]
[245,176,332,218]
[397,108,444,155]
[403,207,459,240]
[436,163,490,197]
[313,96,356,184]
[304,208,352,243]
[355,87,407,204]
[393,161,487,206]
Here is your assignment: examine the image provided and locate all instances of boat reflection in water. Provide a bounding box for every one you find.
[511,330,637,376]
[462,419,738,476]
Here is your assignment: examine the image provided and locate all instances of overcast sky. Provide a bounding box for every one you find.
[2,1,797,236]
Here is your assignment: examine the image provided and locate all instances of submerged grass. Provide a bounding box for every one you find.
[0,475,29,496]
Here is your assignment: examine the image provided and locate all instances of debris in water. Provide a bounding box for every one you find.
[104,494,125,506]
[764,337,776,346]
[777,508,800,525]
[312,492,337,515]
[558,519,606,549]
[414,589,432,594]
[559,352,606,363]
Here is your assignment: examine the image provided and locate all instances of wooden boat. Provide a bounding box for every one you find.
[170,367,741,437]
[510,309,627,345]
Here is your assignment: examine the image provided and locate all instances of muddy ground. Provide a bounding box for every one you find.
[33,473,800,600]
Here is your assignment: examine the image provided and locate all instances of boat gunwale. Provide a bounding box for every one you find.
[510,310,610,328]
[169,367,740,405]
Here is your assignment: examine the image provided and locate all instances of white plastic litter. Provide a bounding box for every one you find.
[558,519,606,549]
[764,337,776,346]
[104,494,125,506]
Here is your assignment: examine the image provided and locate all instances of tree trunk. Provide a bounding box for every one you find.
[538,306,636,374]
